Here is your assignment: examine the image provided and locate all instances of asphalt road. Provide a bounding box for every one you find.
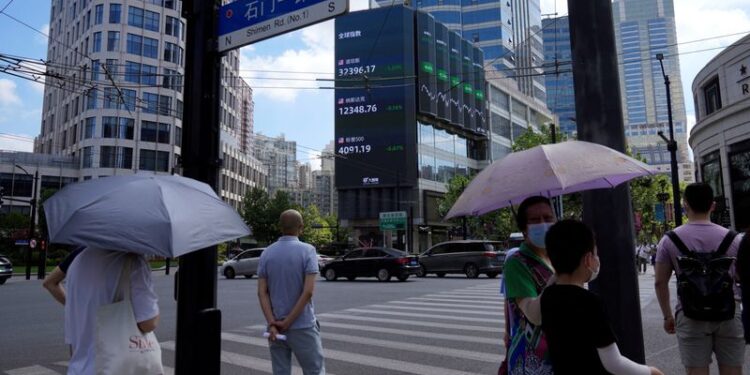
[1,269,748,374]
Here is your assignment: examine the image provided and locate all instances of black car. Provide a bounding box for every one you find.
[417,240,505,278]
[321,247,420,282]
[0,254,12,285]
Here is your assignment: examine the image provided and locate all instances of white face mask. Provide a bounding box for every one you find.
[527,222,554,249]
[587,255,600,282]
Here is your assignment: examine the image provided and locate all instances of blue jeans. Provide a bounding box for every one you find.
[269,321,325,375]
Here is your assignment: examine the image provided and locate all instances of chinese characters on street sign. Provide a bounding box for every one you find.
[218,0,349,52]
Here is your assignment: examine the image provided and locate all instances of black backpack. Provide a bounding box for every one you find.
[666,230,738,321]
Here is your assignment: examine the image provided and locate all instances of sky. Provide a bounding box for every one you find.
[1,0,749,169]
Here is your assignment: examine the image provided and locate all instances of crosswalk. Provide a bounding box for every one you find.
[4,280,658,375]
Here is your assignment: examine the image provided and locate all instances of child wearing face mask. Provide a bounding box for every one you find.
[540,220,664,375]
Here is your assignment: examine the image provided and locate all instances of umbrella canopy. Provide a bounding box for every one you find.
[446,140,657,218]
[44,174,250,258]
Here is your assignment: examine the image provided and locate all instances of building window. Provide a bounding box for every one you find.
[109,3,121,23]
[86,89,98,109]
[103,87,118,109]
[141,121,171,143]
[175,126,182,147]
[158,95,172,116]
[729,139,750,230]
[703,77,722,116]
[126,34,142,55]
[163,68,183,92]
[82,146,93,168]
[102,117,134,139]
[91,60,100,81]
[94,4,103,24]
[92,32,102,52]
[139,149,170,172]
[84,117,96,139]
[100,146,133,169]
[107,31,120,51]
[165,16,183,39]
[164,42,183,65]
[143,92,158,114]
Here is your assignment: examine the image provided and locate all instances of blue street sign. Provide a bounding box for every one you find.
[654,203,665,223]
[15,239,29,246]
[218,0,349,52]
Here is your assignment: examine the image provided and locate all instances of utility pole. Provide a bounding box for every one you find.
[567,0,645,362]
[176,0,222,373]
[655,53,682,227]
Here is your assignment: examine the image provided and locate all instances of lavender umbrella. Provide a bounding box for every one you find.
[445,140,658,218]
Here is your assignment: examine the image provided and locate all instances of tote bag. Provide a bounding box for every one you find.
[95,255,163,375]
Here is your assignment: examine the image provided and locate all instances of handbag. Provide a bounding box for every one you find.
[95,254,163,375]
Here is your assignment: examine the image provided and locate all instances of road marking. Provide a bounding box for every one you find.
[160,341,327,375]
[409,297,504,305]
[316,321,500,344]
[368,304,500,316]
[426,294,503,300]
[5,366,60,375]
[317,313,503,333]
[220,333,485,375]
[346,308,499,323]
[390,300,503,310]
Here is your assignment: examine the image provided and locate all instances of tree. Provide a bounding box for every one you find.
[241,187,273,245]
[297,204,332,249]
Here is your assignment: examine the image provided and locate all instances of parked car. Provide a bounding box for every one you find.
[0,254,12,285]
[317,253,333,269]
[321,247,420,282]
[220,248,264,279]
[416,240,505,278]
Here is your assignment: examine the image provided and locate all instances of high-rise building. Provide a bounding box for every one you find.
[298,163,313,190]
[36,0,266,210]
[541,16,576,137]
[613,0,693,182]
[253,134,297,193]
[375,0,546,103]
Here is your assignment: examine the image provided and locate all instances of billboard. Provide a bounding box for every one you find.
[416,12,437,117]
[434,23,451,122]
[334,6,417,189]
[448,31,464,127]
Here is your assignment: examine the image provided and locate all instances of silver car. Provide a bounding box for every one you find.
[221,248,264,279]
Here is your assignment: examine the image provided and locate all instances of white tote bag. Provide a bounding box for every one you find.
[95,255,163,375]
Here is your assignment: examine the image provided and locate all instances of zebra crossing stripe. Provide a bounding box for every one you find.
[4,365,60,375]
[313,331,501,362]
[317,313,503,333]
[369,304,500,316]
[409,297,504,305]
[389,300,503,310]
[346,308,499,323]
[160,341,331,375]
[317,321,500,344]
[426,294,503,300]
[219,333,486,375]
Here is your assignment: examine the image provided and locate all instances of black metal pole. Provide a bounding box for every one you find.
[176,0,222,374]
[26,170,37,280]
[568,0,645,362]
[656,56,682,226]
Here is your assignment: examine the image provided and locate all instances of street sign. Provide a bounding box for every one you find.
[15,239,29,246]
[29,239,37,249]
[217,0,349,52]
[379,211,407,231]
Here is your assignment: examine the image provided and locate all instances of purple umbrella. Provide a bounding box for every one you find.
[445,140,658,218]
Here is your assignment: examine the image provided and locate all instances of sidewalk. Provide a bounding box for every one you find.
[638,270,750,374]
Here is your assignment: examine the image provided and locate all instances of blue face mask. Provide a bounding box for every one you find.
[527,222,554,249]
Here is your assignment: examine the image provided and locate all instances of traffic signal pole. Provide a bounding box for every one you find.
[176,0,222,373]
[567,0,645,362]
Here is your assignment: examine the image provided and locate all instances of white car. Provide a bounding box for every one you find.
[221,248,264,279]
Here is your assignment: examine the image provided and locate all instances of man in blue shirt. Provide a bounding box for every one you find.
[258,209,325,375]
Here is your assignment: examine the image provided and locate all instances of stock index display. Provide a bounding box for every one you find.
[334,6,417,189]
[334,6,486,189]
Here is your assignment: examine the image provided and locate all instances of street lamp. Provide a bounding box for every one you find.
[655,53,682,227]
[14,164,39,280]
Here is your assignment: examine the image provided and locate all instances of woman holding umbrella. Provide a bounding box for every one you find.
[503,196,556,375]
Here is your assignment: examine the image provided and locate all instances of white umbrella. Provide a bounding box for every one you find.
[446,140,658,218]
[44,174,250,258]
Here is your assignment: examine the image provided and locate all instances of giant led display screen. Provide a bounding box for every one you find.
[334,7,417,188]
[416,16,486,132]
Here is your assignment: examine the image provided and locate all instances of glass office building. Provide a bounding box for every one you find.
[613,0,693,182]
[541,15,576,137]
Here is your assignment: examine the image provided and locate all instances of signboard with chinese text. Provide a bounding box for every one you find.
[218,0,349,52]
[379,211,407,231]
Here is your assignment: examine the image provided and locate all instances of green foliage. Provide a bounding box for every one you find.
[297,204,332,249]
[241,187,274,245]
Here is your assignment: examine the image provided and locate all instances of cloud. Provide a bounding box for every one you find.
[0,79,22,107]
[0,133,34,152]
[36,23,50,44]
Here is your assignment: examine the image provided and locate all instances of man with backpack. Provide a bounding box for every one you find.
[654,183,744,375]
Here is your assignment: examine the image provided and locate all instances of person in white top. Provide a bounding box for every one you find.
[64,248,159,375]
